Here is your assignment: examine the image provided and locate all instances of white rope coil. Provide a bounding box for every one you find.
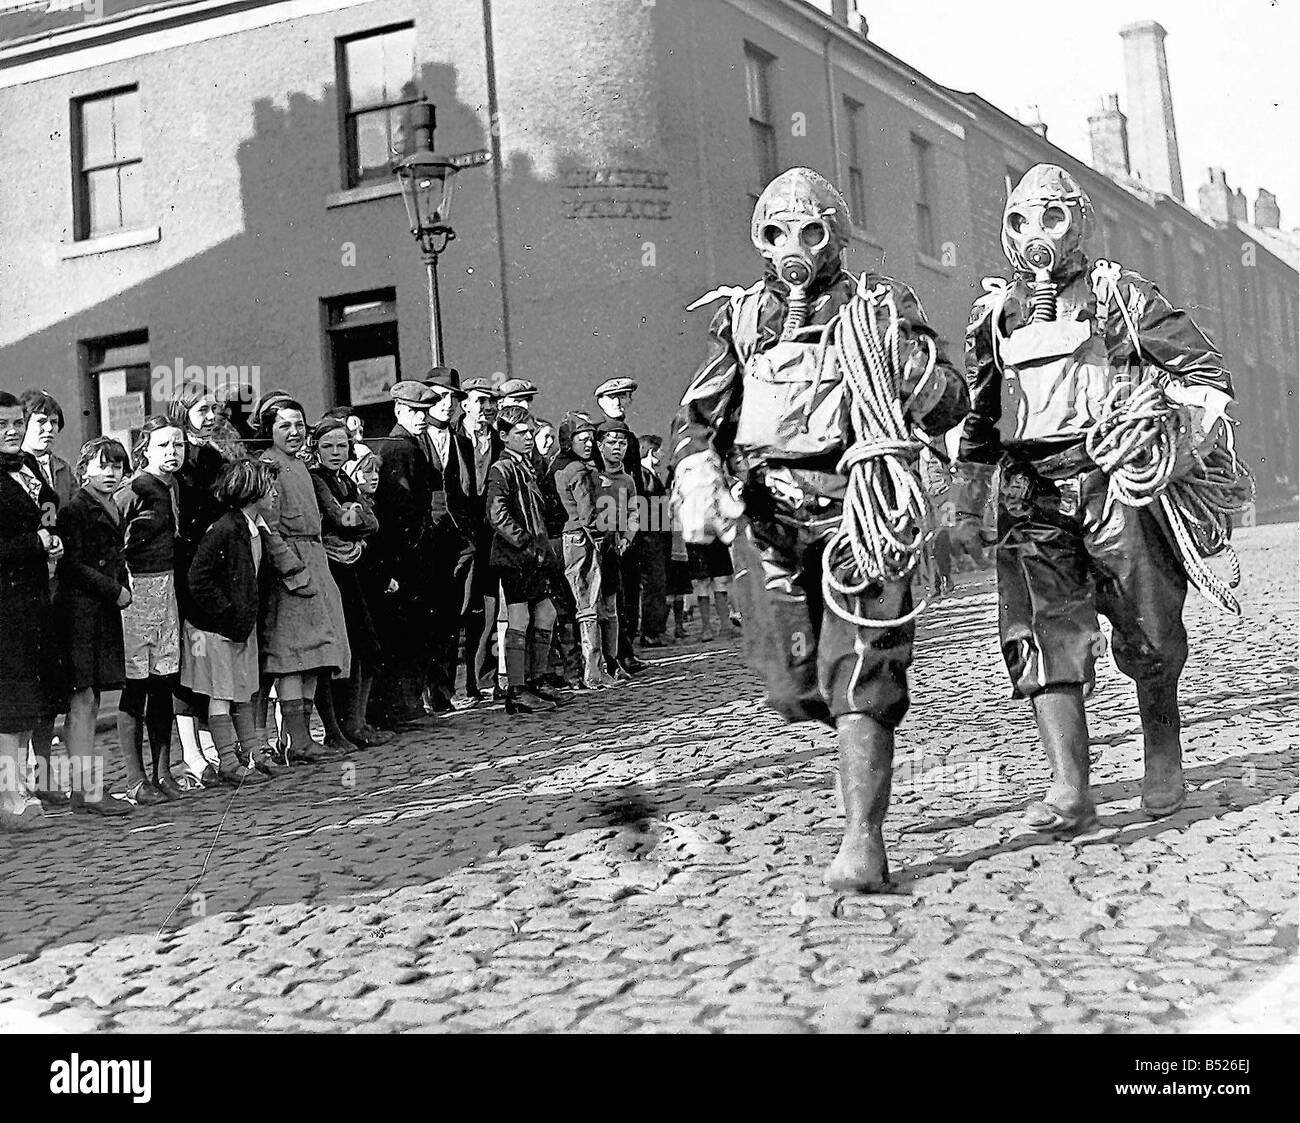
[1086,371,1254,616]
[820,283,934,628]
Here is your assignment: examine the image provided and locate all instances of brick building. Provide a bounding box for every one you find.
[0,0,1294,501]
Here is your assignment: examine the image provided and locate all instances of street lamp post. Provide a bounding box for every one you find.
[393,99,490,368]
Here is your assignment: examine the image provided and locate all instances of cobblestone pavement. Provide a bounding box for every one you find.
[0,524,1295,1034]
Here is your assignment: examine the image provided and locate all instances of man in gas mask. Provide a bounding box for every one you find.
[669,168,969,892]
[953,164,1235,835]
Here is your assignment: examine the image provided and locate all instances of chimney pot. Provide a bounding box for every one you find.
[1254,188,1281,230]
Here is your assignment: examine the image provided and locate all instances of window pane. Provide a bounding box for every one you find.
[118,162,144,229]
[81,96,115,168]
[113,90,141,160]
[848,168,865,226]
[744,50,769,123]
[382,26,416,103]
[345,33,387,110]
[352,109,391,180]
[85,167,121,235]
[752,122,777,186]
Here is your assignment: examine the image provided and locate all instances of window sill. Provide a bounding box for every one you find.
[915,251,951,276]
[326,180,402,209]
[57,225,161,260]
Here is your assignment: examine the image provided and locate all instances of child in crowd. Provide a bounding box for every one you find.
[553,412,617,689]
[256,393,351,763]
[310,417,389,749]
[54,437,134,817]
[183,459,281,785]
[19,390,73,806]
[687,538,738,642]
[115,416,188,804]
[344,448,397,734]
[593,419,640,677]
[169,380,228,789]
[486,406,564,715]
[636,434,670,648]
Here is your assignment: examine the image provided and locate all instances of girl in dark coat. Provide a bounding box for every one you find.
[309,418,388,750]
[55,437,134,817]
[0,390,65,832]
[168,381,228,788]
[184,459,281,785]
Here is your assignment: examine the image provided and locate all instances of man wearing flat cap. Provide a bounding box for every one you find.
[498,378,540,411]
[371,380,439,726]
[594,377,647,671]
[458,377,503,700]
[420,367,481,713]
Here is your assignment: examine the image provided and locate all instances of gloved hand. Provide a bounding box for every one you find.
[1166,384,1233,479]
[672,450,744,545]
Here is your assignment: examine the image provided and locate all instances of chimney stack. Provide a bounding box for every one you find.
[1254,188,1281,230]
[1088,94,1131,178]
[1230,187,1248,224]
[1197,168,1233,225]
[1120,20,1185,200]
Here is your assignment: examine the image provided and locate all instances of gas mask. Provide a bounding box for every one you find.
[1001,164,1094,323]
[751,168,852,340]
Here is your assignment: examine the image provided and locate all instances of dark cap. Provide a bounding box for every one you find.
[422,366,465,398]
[391,380,438,409]
[596,418,633,439]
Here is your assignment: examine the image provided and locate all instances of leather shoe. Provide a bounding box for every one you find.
[71,794,133,817]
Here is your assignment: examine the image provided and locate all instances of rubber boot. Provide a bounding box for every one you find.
[580,620,610,689]
[524,626,561,706]
[146,678,185,800]
[823,713,894,892]
[1137,679,1185,817]
[1026,686,1098,835]
[115,703,164,805]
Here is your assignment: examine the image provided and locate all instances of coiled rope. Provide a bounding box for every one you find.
[1084,292,1254,615]
[820,281,935,628]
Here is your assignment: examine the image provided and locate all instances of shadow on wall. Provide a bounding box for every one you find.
[3,61,682,457]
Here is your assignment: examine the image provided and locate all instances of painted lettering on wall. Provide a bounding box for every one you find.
[560,167,671,222]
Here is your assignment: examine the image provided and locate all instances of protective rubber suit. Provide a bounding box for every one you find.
[669,168,969,891]
[953,163,1235,833]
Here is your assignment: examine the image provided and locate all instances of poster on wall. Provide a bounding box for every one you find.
[106,392,147,434]
[348,355,398,407]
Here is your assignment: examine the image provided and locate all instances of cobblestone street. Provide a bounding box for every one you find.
[0,523,1295,1034]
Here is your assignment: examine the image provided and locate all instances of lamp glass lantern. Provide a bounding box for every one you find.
[394,102,461,257]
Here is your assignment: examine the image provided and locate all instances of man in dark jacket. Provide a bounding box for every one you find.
[669,168,969,893]
[421,367,479,713]
[370,381,438,727]
[460,376,503,701]
[952,164,1239,836]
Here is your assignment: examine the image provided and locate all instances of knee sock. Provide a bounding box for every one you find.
[279,698,314,753]
[697,595,714,634]
[504,627,528,690]
[209,713,241,773]
[600,613,619,669]
[117,680,148,786]
[231,703,259,764]
[672,598,685,630]
[145,676,176,781]
[527,628,553,685]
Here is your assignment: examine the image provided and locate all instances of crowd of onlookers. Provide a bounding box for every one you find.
[0,371,739,830]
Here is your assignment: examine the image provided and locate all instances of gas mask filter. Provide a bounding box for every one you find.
[1001,164,1093,323]
[751,168,851,339]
